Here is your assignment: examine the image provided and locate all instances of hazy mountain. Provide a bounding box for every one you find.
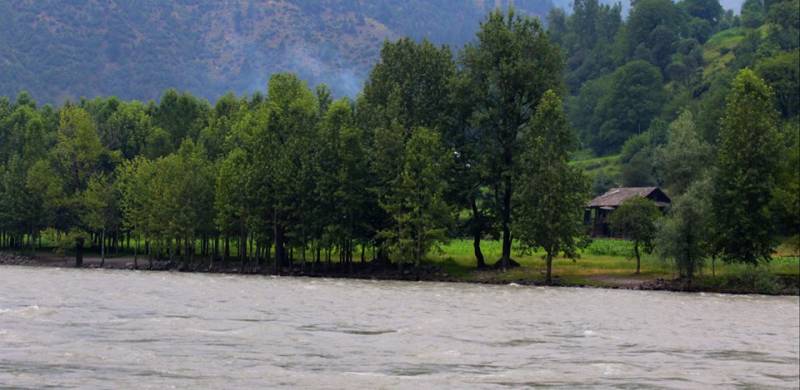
[549,0,743,15]
[0,0,555,103]
[0,0,747,103]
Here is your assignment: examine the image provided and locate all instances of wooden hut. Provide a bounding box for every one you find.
[585,187,671,237]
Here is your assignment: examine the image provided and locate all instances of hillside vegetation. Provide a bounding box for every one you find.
[0,0,550,102]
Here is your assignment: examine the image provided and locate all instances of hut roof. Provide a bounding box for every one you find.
[588,187,670,208]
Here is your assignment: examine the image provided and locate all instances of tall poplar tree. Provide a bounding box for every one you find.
[460,8,563,269]
[712,69,781,265]
[514,90,588,284]
[380,127,453,269]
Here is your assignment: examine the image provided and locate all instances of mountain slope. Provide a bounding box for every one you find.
[0,0,553,103]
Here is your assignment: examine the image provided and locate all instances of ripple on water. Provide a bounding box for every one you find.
[0,267,797,389]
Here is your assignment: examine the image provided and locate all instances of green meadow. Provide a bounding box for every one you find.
[427,238,800,293]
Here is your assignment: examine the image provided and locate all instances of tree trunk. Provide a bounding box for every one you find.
[100,229,106,268]
[470,198,486,269]
[499,151,513,270]
[240,231,246,274]
[274,219,285,275]
[75,238,84,268]
[545,252,553,285]
[711,255,716,277]
[634,242,641,274]
[224,237,230,264]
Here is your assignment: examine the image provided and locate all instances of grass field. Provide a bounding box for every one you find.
[427,238,800,292]
[569,152,622,180]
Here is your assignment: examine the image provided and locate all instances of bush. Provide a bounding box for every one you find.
[711,265,784,294]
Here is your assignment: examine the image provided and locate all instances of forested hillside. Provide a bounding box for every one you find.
[555,0,799,190]
[0,0,552,102]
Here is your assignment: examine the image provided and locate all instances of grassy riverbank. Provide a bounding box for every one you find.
[427,239,800,295]
[2,238,798,295]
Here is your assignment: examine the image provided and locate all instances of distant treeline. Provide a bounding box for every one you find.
[0,4,797,284]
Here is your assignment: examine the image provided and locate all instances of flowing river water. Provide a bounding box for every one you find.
[0,267,798,389]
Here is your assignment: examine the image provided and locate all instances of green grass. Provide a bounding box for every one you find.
[13,231,799,293]
[429,238,799,292]
[703,27,747,77]
[570,153,621,178]
[432,238,673,278]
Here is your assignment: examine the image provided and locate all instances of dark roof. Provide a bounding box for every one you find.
[588,187,670,208]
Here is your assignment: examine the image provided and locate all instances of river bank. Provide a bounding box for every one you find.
[2,250,798,295]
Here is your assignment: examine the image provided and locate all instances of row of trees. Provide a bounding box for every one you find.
[0,10,588,282]
[1,6,796,284]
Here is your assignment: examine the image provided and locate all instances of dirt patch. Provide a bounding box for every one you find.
[585,274,654,289]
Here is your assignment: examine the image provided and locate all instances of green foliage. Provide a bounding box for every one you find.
[756,50,800,118]
[741,0,765,28]
[380,127,453,267]
[82,172,119,234]
[362,38,454,132]
[681,0,724,24]
[459,8,563,266]
[610,196,661,273]
[514,90,589,282]
[712,69,781,264]
[655,111,712,194]
[591,171,618,196]
[656,179,714,283]
[626,0,684,71]
[589,60,665,154]
[771,121,800,236]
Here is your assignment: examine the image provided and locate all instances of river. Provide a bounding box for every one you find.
[0,267,798,389]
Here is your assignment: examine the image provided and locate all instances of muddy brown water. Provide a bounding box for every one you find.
[1,266,798,388]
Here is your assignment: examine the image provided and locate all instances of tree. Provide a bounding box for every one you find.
[380,127,452,269]
[214,148,252,271]
[101,101,154,159]
[610,197,661,274]
[771,121,800,244]
[657,179,714,285]
[152,89,210,150]
[592,60,665,154]
[315,99,372,269]
[242,73,318,271]
[756,50,800,118]
[459,8,563,269]
[625,0,683,71]
[712,69,781,265]
[655,111,712,195]
[362,38,455,132]
[622,151,658,187]
[514,90,589,284]
[116,157,157,268]
[83,172,119,267]
[740,0,765,28]
[200,93,244,161]
[680,0,723,24]
[44,106,110,266]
